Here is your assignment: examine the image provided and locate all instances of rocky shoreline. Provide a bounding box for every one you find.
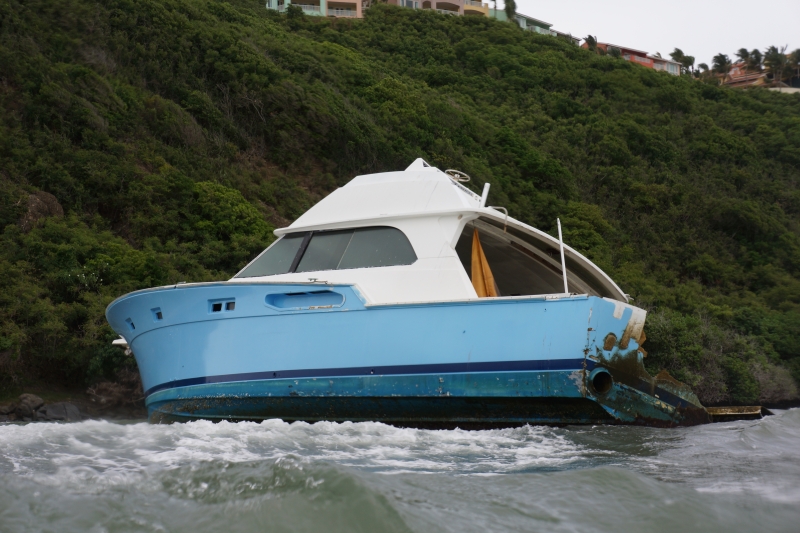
[1,378,148,423]
[1,394,82,422]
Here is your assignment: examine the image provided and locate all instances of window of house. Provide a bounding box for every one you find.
[236,226,416,278]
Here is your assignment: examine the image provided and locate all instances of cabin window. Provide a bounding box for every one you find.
[456,224,566,296]
[297,227,417,272]
[236,226,416,277]
[235,234,305,278]
[296,230,354,272]
[455,218,616,298]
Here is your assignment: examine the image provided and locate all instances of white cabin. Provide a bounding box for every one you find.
[229,159,627,305]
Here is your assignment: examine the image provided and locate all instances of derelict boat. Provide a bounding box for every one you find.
[106,159,710,427]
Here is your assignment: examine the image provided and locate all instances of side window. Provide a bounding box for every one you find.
[236,234,305,278]
[298,227,416,272]
[338,227,416,269]
[455,224,565,296]
[236,226,416,278]
[296,230,353,273]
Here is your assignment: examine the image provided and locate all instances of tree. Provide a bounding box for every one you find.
[791,49,800,84]
[607,47,621,58]
[681,55,695,75]
[735,48,750,75]
[748,49,763,72]
[504,0,517,23]
[695,62,710,79]
[285,3,304,31]
[584,35,605,56]
[712,53,732,82]
[735,48,750,64]
[671,48,694,75]
[764,45,789,87]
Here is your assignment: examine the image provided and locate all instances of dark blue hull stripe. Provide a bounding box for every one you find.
[144,357,589,398]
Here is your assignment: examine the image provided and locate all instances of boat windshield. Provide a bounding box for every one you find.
[236,226,417,278]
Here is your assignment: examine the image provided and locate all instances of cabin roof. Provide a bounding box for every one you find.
[273,159,628,302]
[277,159,480,232]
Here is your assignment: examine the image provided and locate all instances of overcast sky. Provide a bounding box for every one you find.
[511,0,799,65]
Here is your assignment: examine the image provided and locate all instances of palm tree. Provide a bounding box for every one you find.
[696,62,710,79]
[504,0,517,23]
[712,53,732,82]
[747,49,763,72]
[584,35,605,55]
[735,48,750,75]
[735,48,750,64]
[681,55,695,75]
[764,45,789,87]
[791,49,800,85]
[670,48,694,75]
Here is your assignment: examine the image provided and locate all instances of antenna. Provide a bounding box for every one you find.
[557,218,568,295]
[480,183,490,208]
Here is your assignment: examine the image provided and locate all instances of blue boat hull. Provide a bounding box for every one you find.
[106,282,709,427]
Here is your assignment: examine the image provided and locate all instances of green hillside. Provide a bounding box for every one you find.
[2,0,800,405]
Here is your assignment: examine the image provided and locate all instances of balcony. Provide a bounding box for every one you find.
[328,7,357,16]
[436,8,458,15]
[463,0,487,15]
[276,3,321,13]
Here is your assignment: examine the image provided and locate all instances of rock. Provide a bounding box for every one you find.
[36,402,81,422]
[18,394,44,410]
[15,394,45,419]
[0,403,15,415]
[18,191,64,232]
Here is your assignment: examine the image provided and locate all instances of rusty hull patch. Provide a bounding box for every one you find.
[590,330,709,426]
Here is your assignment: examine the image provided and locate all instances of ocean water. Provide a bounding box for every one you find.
[1,410,799,533]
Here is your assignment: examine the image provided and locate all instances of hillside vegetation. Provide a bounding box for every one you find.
[2,0,800,405]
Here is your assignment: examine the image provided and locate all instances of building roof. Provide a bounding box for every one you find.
[515,12,552,27]
[648,55,681,65]
[599,43,650,55]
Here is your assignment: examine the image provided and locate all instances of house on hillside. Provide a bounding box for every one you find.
[553,30,581,45]
[489,10,552,34]
[723,62,767,87]
[488,9,577,41]
[651,55,681,75]
[722,61,800,90]
[265,0,573,36]
[582,41,681,75]
[266,0,362,18]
